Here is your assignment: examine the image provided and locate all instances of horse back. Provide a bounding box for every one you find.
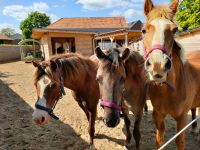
[186,51,200,107]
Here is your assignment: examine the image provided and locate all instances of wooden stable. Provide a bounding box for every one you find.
[32,29,96,59]
[94,29,142,49]
[32,17,142,60]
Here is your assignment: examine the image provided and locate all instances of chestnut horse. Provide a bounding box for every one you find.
[95,47,147,149]
[143,0,200,149]
[32,53,99,144]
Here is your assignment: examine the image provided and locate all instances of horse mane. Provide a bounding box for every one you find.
[100,47,145,77]
[99,48,122,72]
[146,5,175,22]
[173,40,186,63]
[33,53,97,84]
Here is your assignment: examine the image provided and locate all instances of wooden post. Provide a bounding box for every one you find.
[101,38,103,49]
[92,38,95,54]
[109,36,115,48]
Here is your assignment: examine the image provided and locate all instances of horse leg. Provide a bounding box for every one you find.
[152,109,165,149]
[175,114,187,150]
[72,92,90,120]
[121,109,132,146]
[88,107,96,145]
[133,113,142,150]
[191,108,197,130]
[77,101,90,121]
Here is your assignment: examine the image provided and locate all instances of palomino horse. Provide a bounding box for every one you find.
[143,0,200,149]
[95,47,147,149]
[32,53,100,144]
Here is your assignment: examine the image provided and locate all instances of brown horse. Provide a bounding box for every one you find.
[31,53,100,145]
[95,47,147,149]
[143,0,200,149]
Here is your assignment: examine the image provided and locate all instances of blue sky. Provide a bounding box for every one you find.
[0,0,171,33]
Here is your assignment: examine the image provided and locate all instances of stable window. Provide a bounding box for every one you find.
[51,38,76,54]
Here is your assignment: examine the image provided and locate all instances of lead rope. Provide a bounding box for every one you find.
[158,115,200,150]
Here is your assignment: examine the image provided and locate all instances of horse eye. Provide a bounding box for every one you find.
[172,26,178,34]
[96,76,103,83]
[142,28,146,34]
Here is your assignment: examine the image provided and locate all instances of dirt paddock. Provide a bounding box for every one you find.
[0,61,200,150]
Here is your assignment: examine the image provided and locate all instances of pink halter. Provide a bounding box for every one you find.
[100,99,121,111]
[143,44,167,59]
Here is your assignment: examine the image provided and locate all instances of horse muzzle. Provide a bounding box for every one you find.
[145,51,172,82]
[102,107,120,128]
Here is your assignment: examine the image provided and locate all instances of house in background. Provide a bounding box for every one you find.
[0,33,13,44]
[95,20,142,49]
[32,17,142,59]
[12,33,22,45]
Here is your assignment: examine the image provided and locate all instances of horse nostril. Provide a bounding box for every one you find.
[154,74,163,79]
[41,116,45,123]
[145,58,151,70]
[165,58,172,71]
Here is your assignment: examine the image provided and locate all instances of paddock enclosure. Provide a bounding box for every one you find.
[0,61,200,150]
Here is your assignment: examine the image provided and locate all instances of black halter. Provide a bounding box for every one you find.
[35,60,66,120]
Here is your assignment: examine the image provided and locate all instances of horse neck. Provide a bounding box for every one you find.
[125,55,146,95]
[60,58,97,92]
[166,50,186,95]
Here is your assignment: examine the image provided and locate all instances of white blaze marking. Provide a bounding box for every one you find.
[150,18,173,46]
[32,76,51,118]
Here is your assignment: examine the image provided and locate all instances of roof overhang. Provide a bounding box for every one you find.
[94,29,142,40]
[32,28,97,39]
[175,27,200,37]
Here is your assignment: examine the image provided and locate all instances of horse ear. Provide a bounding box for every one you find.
[121,48,130,60]
[32,61,42,68]
[170,0,179,14]
[144,0,154,16]
[95,46,106,59]
[50,60,57,71]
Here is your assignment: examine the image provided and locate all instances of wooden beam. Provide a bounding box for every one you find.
[101,38,103,49]
[95,32,128,40]
[109,36,115,48]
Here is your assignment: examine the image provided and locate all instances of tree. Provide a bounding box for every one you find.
[176,0,200,31]
[1,27,15,38]
[20,11,51,39]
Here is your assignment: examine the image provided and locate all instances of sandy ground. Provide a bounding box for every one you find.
[0,61,200,150]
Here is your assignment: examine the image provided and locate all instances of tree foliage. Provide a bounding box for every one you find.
[176,0,200,31]
[20,11,51,39]
[0,27,15,38]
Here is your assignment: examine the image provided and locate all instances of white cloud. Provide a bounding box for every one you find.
[49,13,60,23]
[110,9,142,19]
[2,2,58,22]
[76,0,144,20]
[109,10,122,17]
[76,0,143,10]
[123,9,143,18]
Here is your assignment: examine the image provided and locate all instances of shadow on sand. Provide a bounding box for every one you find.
[120,106,200,150]
[0,79,91,150]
